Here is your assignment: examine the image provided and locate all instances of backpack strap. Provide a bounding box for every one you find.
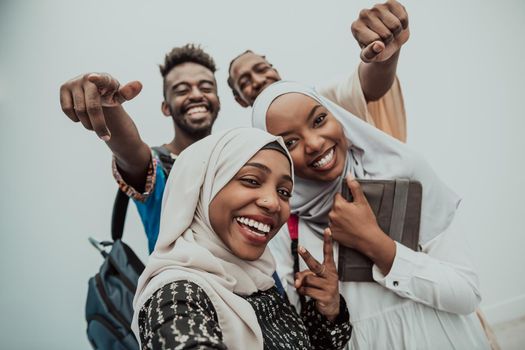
[287,214,299,240]
[111,189,129,241]
[111,146,175,242]
[287,214,306,310]
[287,215,301,279]
[152,145,175,176]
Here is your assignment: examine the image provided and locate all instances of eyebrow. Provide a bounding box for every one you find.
[198,79,216,86]
[307,104,323,122]
[243,162,293,184]
[277,104,323,138]
[172,79,215,90]
[253,62,269,70]
[244,162,270,173]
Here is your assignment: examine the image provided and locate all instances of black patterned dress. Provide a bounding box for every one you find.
[138,281,351,350]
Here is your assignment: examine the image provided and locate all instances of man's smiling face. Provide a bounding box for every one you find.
[162,62,220,136]
[229,52,281,107]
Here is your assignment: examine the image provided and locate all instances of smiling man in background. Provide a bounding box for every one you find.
[60,44,220,252]
[228,0,408,142]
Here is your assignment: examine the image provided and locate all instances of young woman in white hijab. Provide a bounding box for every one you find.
[132,128,352,350]
[251,82,490,350]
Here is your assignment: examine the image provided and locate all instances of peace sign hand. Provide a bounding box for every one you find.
[295,228,340,321]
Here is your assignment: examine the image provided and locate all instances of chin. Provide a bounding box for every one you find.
[301,167,342,182]
[235,249,264,261]
[328,167,345,181]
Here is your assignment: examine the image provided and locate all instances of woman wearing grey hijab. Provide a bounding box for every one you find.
[252,81,490,349]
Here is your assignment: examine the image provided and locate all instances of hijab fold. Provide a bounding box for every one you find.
[252,81,460,246]
[132,128,292,350]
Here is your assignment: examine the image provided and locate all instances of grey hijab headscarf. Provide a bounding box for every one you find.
[251,81,460,246]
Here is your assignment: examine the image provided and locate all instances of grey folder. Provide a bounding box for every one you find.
[338,179,422,282]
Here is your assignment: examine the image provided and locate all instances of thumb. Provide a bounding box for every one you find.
[360,40,384,63]
[117,81,143,102]
[347,176,366,204]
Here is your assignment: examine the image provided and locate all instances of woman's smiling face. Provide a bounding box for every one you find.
[209,148,293,261]
[266,93,348,182]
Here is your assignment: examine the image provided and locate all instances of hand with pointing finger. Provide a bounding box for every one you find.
[295,228,340,321]
[351,0,410,63]
[59,73,142,140]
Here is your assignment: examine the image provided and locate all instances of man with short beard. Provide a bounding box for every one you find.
[59,44,220,252]
[228,0,408,142]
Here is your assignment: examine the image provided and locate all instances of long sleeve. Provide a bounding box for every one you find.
[372,221,482,315]
[112,150,158,202]
[301,296,352,350]
[113,150,169,252]
[138,281,227,350]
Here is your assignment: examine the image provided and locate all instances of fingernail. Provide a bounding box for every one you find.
[373,42,383,53]
[100,135,111,142]
[299,246,306,254]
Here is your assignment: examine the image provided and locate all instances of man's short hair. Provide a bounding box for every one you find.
[227,50,254,97]
[160,44,217,96]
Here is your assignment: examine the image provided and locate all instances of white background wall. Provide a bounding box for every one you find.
[1,0,524,348]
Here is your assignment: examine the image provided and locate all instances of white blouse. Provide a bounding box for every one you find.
[268,213,491,349]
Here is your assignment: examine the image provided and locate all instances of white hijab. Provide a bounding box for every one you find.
[132,128,293,350]
[251,81,460,246]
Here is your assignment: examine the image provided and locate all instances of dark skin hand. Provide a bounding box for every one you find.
[59,73,151,192]
[295,228,340,321]
[328,176,396,275]
[351,0,410,101]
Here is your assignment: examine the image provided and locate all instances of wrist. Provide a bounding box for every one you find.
[321,303,340,322]
[325,313,338,322]
[360,228,396,274]
[102,104,125,113]
[370,49,400,67]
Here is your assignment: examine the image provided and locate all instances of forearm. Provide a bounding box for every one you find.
[103,105,151,191]
[355,227,397,275]
[358,50,400,102]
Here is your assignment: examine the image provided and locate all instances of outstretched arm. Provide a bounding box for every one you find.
[351,0,410,101]
[60,73,151,191]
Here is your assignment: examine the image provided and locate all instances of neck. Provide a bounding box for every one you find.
[165,124,211,155]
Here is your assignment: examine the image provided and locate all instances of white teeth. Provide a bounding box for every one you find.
[235,217,271,233]
[313,148,334,168]
[187,106,208,115]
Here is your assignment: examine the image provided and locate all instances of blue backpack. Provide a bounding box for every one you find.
[85,190,144,349]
